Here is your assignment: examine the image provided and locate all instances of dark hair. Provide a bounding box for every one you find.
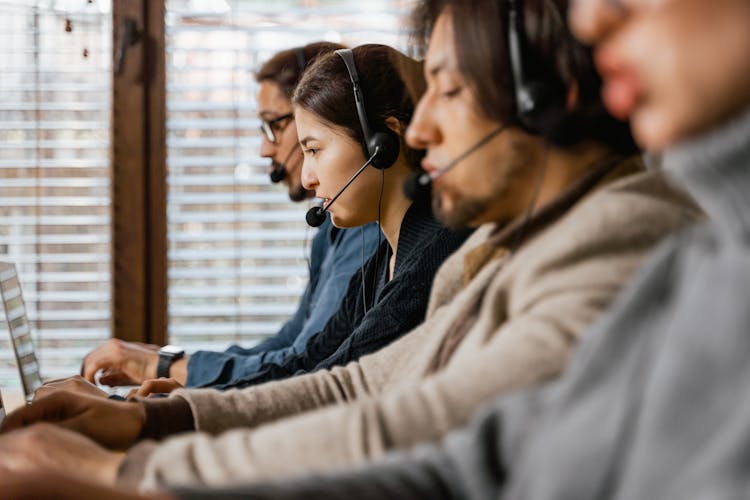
[411,0,637,153]
[256,41,347,99]
[292,44,427,170]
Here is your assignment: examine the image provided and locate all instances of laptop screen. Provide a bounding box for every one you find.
[0,262,44,399]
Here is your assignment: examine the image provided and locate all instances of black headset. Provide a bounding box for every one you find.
[334,48,401,170]
[507,0,567,137]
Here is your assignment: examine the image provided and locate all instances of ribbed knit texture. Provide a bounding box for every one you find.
[212,199,471,389]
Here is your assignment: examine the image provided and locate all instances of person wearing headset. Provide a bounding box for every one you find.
[0,0,700,491]
[48,43,468,401]
[139,44,470,395]
[60,42,384,394]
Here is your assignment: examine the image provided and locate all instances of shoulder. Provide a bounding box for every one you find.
[509,167,703,285]
[552,167,702,247]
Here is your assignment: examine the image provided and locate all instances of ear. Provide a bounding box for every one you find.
[566,81,580,112]
[384,116,404,136]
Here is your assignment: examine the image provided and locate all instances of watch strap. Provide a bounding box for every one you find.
[156,353,172,379]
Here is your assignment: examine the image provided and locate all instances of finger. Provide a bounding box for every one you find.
[1,391,77,432]
[42,376,73,385]
[32,385,55,401]
[144,379,182,397]
[81,354,110,383]
[99,369,135,387]
[133,379,160,398]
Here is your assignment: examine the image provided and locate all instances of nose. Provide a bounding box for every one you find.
[300,156,318,191]
[568,0,629,45]
[406,91,441,151]
[259,134,277,158]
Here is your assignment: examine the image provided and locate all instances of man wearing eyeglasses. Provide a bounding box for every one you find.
[66,42,381,393]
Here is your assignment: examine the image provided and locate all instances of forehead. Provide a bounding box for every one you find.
[257,81,291,114]
[295,107,335,137]
[425,10,460,78]
[295,106,358,144]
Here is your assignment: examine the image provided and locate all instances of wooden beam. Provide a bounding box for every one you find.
[111,0,167,346]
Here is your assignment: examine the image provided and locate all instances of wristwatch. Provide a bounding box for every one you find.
[156,344,185,379]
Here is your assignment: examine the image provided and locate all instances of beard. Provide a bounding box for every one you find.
[287,183,309,202]
[432,190,489,231]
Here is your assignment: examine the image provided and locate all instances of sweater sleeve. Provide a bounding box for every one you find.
[128,171,701,490]
[185,225,378,388]
[209,254,371,389]
[170,391,538,500]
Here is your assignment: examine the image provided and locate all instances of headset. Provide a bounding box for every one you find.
[507,0,567,136]
[335,48,401,170]
[306,48,402,314]
[306,48,402,227]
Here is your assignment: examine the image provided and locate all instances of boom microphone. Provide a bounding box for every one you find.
[306,148,380,227]
[403,124,508,201]
[269,163,286,183]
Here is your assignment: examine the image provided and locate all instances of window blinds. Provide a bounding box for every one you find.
[0,0,112,386]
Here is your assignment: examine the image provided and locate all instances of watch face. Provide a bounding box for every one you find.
[160,344,184,356]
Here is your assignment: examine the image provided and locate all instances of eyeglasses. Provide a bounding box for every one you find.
[259,112,294,144]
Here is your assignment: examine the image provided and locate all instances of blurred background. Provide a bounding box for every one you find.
[0,0,415,388]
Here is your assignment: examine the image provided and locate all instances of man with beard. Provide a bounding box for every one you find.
[71,42,380,391]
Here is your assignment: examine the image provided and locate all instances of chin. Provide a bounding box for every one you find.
[287,185,308,202]
[330,211,369,229]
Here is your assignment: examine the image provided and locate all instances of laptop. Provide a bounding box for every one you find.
[0,262,44,401]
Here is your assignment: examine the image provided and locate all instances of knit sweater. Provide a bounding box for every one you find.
[177,109,750,500]
[211,199,471,390]
[186,217,380,388]
[119,156,701,490]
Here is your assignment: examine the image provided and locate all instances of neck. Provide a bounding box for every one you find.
[662,106,750,240]
[529,140,617,212]
[377,161,414,259]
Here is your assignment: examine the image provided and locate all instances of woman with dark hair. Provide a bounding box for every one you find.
[69,43,468,398]
[202,44,471,388]
[71,41,384,394]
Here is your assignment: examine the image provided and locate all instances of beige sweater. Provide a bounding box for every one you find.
[124,161,700,489]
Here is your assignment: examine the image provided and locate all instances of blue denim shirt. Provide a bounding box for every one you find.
[186,216,381,387]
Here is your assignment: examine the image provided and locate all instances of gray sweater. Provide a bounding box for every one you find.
[175,108,750,500]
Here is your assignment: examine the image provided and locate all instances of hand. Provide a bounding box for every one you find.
[34,375,108,401]
[81,339,160,386]
[1,390,145,450]
[0,469,170,500]
[0,424,124,486]
[127,378,184,399]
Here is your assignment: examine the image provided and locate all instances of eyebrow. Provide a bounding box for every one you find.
[426,54,457,78]
[299,136,318,147]
[259,110,290,119]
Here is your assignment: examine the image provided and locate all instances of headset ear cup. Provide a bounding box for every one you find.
[368,131,400,170]
[516,81,567,137]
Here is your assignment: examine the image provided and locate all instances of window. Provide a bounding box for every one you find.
[0,0,112,387]
[165,0,415,351]
[0,0,414,388]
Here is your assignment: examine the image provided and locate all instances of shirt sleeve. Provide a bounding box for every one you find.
[185,223,379,388]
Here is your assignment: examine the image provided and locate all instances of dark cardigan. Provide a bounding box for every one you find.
[213,199,472,390]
